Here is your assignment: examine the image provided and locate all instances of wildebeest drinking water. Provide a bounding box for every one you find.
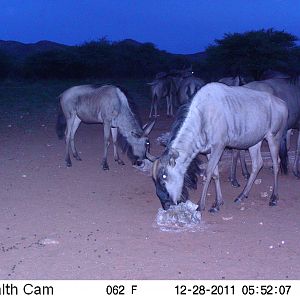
[56,84,155,170]
[228,77,300,186]
[152,83,288,212]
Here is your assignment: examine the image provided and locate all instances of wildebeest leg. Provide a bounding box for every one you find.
[166,95,170,116]
[154,98,159,117]
[209,163,224,213]
[150,94,159,118]
[170,95,174,116]
[287,129,292,151]
[292,130,300,178]
[70,115,82,161]
[149,100,154,118]
[267,134,281,205]
[102,122,111,170]
[65,115,75,167]
[111,127,125,165]
[240,150,250,179]
[229,149,240,187]
[197,146,224,211]
[234,142,263,203]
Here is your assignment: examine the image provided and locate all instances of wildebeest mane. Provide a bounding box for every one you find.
[166,100,202,202]
[115,85,143,127]
[115,85,143,163]
[168,101,192,145]
[179,154,202,202]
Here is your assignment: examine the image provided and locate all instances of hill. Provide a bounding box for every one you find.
[0,39,203,62]
[0,40,69,61]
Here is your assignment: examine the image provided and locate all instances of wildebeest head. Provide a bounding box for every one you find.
[152,148,184,210]
[129,120,156,165]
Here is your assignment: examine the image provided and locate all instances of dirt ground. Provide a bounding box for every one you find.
[0,109,300,280]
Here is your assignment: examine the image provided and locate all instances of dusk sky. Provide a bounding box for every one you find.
[1,0,300,54]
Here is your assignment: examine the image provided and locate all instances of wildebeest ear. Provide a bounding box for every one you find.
[168,148,179,167]
[131,131,142,138]
[142,120,155,137]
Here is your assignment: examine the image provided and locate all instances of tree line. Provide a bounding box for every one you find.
[1,29,299,81]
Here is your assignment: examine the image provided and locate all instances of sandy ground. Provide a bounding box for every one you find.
[0,111,300,280]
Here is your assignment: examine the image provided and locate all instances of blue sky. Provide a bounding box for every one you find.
[1,0,299,54]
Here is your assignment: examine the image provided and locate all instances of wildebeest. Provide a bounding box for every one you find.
[152,83,288,212]
[148,76,176,118]
[218,76,251,186]
[148,67,195,118]
[168,67,194,93]
[147,67,194,118]
[56,84,155,170]
[218,75,247,87]
[228,77,300,185]
[177,75,205,105]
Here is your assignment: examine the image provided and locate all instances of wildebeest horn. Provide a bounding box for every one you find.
[146,151,157,162]
[143,120,155,137]
[152,159,159,180]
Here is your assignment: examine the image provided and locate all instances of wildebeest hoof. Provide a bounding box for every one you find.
[209,206,220,213]
[102,162,109,170]
[234,197,241,203]
[269,200,277,206]
[74,155,82,161]
[229,178,240,188]
[115,159,125,165]
[196,205,205,212]
[243,173,250,180]
[292,170,300,179]
[269,194,278,206]
[66,161,72,167]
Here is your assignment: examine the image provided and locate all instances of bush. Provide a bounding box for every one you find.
[0,50,13,79]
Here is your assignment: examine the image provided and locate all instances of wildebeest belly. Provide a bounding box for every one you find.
[76,106,104,123]
[225,117,268,149]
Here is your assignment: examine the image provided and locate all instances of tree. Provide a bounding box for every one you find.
[23,49,84,79]
[205,29,298,80]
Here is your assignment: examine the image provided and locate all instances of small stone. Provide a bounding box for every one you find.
[39,238,59,245]
[260,192,268,198]
[254,179,262,184]
[222,216,233,221]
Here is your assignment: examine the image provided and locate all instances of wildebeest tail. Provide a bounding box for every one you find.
[279,131,288,174]
[56,96,66,140]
